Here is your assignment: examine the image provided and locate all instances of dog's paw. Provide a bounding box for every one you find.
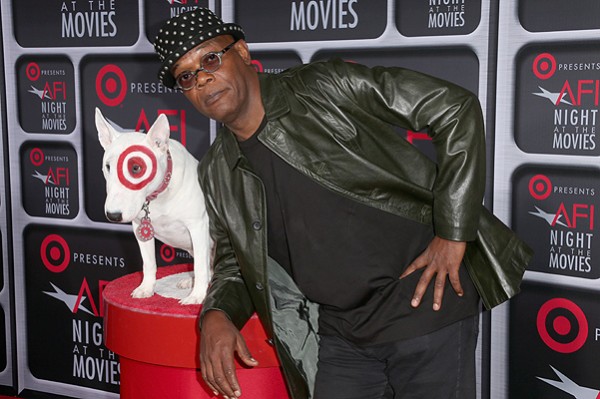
[176,277,194,289]
[179,293,205,305]
[131,284,154,299]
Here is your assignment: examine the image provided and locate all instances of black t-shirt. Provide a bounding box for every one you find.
[238,119,480,345]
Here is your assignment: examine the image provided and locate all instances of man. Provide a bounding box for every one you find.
[153,8,532,399]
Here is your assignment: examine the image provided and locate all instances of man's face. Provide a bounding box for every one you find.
[171,35,254,125]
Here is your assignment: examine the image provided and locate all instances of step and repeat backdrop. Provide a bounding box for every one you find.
[0,0,598,398]
[492,1,600,399]
[0,17,13,392]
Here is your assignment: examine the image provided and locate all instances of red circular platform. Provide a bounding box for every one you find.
[103,263,289,399]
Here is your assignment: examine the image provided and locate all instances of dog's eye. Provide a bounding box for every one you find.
[126,157,148,178]
[131,164,142,175]
[105,163,110,172]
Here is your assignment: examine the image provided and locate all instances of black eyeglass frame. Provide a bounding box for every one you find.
[175,39,239,91]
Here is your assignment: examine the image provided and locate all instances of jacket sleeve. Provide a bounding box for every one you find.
[198,165,255,330]
[324,59,486,242]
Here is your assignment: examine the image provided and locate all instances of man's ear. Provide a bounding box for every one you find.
[235,40,252,66]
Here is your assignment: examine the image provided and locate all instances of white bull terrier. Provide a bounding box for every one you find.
[95,108,211,305]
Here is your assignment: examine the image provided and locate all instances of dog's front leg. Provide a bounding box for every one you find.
[131,224,158,298]
[180,219,212,305]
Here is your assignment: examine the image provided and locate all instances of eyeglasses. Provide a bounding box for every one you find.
[175,40,238,91]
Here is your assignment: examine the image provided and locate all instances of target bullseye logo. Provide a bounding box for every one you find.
[251,60,264,73]
[26,62,41,81]
[533,53,557,80]
[117,145,157,190]
[537,298,588,354]
[529,174,552,200]
[40,234,70,273]
[161,244,176,263]
[30,148,44,166]
[96,64,127,107]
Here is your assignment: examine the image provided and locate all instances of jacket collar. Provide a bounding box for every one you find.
[258,72,290,119]
[222,72,290,170]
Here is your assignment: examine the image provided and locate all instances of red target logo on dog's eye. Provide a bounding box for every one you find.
[117,145,157,190]
[128,157,146,176]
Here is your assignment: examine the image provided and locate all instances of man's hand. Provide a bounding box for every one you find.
[399,236,466,311]
[200,310,259,398]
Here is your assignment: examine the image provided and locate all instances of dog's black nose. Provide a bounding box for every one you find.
[106,212,123,222]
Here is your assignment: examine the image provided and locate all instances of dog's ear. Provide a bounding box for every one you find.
[95,107,120,150]
[147,113,170,152]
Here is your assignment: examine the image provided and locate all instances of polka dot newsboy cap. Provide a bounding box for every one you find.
[153,8,245,89]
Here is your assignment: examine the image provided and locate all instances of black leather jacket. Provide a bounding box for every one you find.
[198,59,532,399]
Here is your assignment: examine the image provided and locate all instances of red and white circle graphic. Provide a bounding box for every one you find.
[533,53,557,80]
[251,60,264,73]
[529,174,552,200]
[117,145,157,190]
[96,64,127,107]
[161,244,176,263]
[30,148,44,166]
[26,62,40,81]
[536,298,588,354]
[40,234,70,273]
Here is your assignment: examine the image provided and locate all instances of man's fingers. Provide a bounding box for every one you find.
[433,272,447,311]
[200,358,221,397]
[236,340,259,367]
[211,355,241,398]
[410,269,434,307]
[222,363,242,398]
[400,255,427,279]
[399,264,415,279]
[199,311,254,398]
[400,262,420,279]
[449,270,464,297]
[208,339,257,398]
[405,237,467,310]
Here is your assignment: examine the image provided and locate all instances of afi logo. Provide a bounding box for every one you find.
[27,81,67,101]
[42,81,67,101]
[553,203,595,230]
[529,203,595,230]
[46,167,70,186]
[537,366,599,398]
[136,108,188,146]
[44,278,110,317]
[555,79,600,107]
[32,166,71,187]
[40,234,109,317]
